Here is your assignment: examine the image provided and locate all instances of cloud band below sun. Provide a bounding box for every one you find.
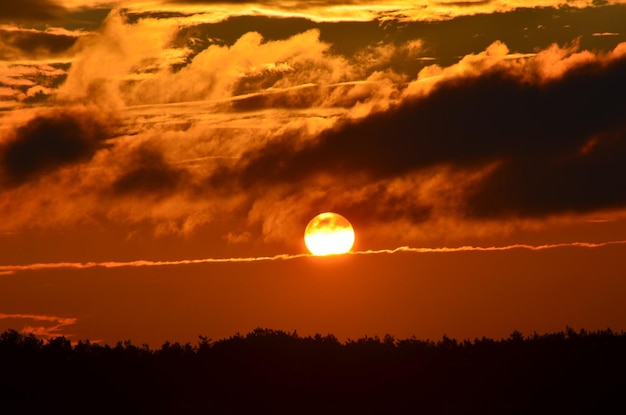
[1,239,625,275]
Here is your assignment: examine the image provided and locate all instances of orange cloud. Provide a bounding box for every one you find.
[0,25,82,61]
[141,1,626,23]
[0,0,66,24]
[1,4,626,248]
[0,106,114,187]
[0,313,77,338]
[354,239,626,255]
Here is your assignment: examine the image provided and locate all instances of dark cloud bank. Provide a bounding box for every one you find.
[214,50,626,220]
[0,0,66,24]
[0,110,111,187]
[0,28,78,60]
[112,144,190,197]
[170,5,626,72]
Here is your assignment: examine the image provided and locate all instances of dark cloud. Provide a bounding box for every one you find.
[466,125,626,217]
[0,0,66,24]
[123,10,194,25]
[212,49,626,220]
[1,110,111,187]
[0,28,78,60]
[112,145,190,197]
[170,6,626,80]
[335,184,433,230]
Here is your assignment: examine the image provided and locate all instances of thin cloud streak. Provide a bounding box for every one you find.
[0,252,313,274]
[0,312,77,338]
[2,239,626,275]
[0,312,76,325]
[352,240,626,255]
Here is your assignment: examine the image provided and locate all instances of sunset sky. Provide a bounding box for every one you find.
[1,0,626,346]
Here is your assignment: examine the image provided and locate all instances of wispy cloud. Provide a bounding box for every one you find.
[1,4,626,248]
[0,252,312,275]
[592,32,621,36]
[0,312,77,338]
[352,239,626,255]
[144,1,626,23]
[2,239,625,275]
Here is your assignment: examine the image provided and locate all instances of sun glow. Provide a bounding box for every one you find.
[304,212,355,256]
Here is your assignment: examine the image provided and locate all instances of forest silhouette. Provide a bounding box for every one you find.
[2,327,624,414]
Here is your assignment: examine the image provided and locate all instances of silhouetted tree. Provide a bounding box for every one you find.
[1,327,625,414]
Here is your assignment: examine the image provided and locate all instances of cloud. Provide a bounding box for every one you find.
[353,238,626,254]
[2,5,626,246]
[0,27,80,60]
[0,313,77,338]
[156,1,626,23]
[0,63,68,108]
[0,107,113,187]
[121,29,355,106]
[112,143,191,197]
[207,40,626,226]
[58,10,405,115]
[2,239,626,275]
[592,32,621,37]
[0,0,66,24]
[0,252,313,275]
[0,27,78,106]
[57,9,185,106]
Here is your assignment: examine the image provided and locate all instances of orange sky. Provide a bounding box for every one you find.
[1,1,626,346]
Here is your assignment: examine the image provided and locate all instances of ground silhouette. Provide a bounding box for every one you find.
[1,327,624,414]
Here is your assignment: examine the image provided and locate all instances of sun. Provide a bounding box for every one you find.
[304,212,355,256]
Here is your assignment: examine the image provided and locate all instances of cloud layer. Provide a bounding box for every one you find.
[224,42,626,218]
[1,4,625,248]
[0,0,67,24]
[1,108,112,186]
[0,313,77,338]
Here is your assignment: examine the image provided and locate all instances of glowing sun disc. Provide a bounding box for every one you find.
[304,212,355,256]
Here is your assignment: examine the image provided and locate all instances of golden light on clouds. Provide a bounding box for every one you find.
[105,1,626,23]
[1,0,626,347]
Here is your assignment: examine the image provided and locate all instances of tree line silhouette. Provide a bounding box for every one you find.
[1,327,624,414]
